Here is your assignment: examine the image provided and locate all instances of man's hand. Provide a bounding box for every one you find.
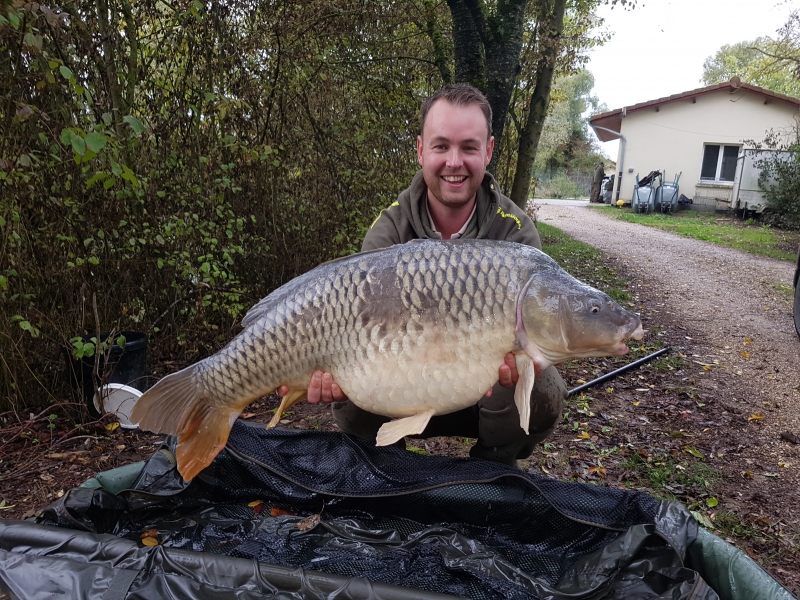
[485,352,519,397]
[277,370,347,404]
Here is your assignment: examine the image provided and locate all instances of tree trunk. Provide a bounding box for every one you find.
[446,0,527,173]
[447,0,487,91]
[509,0,566,209]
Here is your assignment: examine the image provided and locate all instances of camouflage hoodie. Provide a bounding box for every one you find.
[362,171,541,252]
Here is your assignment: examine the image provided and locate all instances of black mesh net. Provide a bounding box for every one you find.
[36,422,702,600]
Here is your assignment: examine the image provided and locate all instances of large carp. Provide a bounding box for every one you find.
[131,239,643,480]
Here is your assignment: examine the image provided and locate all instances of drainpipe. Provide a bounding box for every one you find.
[593,125,626,201]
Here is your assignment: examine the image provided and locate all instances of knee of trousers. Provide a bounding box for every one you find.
[331,400,391,442]
[476,365,567,451]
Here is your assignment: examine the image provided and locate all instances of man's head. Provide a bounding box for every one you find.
[417,84,495,210]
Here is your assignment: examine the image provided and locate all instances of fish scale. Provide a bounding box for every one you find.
[131,239,643,481]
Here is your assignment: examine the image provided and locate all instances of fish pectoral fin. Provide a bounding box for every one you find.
[266,389,307,429]
[514,354,536,435]
[376,410,436,446]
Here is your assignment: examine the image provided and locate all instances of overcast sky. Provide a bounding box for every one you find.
[586,0,798,158]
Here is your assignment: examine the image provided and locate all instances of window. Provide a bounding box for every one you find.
[700,144,740,182]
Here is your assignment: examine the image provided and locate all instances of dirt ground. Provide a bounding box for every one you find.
[1,205,799,595]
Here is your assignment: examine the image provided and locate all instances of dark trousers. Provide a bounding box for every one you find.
[331,366,567,465]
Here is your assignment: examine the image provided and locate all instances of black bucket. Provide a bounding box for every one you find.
[69,331,148,417]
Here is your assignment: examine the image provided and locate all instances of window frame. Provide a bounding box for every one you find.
[699,143,741,183]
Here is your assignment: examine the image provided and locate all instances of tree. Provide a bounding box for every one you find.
[702,36,800,98]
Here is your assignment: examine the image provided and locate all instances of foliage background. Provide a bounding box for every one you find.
[0,0,606,413]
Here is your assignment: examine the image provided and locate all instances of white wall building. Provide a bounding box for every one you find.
[589,79,800,211]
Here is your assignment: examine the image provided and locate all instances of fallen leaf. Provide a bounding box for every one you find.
[247,500,263,507]
[778,461,791,468]
[295,513,321,531]
[605,387,613,394]
[690,510,714,530]
[39,473,54,482]
[576,431,590,440]
[105,422,120,432]
[267,506,294,517]
[706,497,718,508]
[683,446,703,458]
[241,412,256,419]
[141,537,158,546]
[589,465,607,478]
[744,337,752,345]
[576,379,587,385]
[0,500,16,510]
[748,413,765,421]
[742,470,754,478]
[740,351,751,358]
[764,472,779,478]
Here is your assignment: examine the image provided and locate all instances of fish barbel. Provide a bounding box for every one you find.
[131,239,643,480]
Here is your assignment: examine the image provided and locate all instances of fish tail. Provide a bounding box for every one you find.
[130,366,238,481]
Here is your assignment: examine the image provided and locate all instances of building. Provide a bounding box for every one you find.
[589,79,800,211]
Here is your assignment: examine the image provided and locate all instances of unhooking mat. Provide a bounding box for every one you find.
[0,421,796,600]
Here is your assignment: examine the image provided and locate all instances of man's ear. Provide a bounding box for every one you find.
[417,135,424,166]
[485,136,495,166]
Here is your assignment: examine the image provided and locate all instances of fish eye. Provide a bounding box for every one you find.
[588,299,601,313]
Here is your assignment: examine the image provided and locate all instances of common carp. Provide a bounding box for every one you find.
[131,239,643,480]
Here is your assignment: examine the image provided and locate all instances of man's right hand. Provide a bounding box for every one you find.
[277,370,348,404]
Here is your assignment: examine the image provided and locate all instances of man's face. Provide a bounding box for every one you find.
[417,100,494,210]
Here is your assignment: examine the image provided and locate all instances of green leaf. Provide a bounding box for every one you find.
[60,128,73,146]
[706,497,718,508]
[87,256,99,266]
[122,115,145,134]
[85,172,107,189]
[8,11,20,29]
[103,177,117,190]
[84,132,107,153]
[683,446,703,458]
[0,275,7,290]
[70,135,86,156]
[17,154,31,168]
[690,510,714,530]
[59,65,74,80]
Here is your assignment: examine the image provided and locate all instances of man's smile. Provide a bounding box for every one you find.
[442,175,468,183]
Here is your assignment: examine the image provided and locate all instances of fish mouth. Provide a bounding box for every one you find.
[609,321,645,356]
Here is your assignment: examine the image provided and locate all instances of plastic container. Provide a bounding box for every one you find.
[93,383,142,428]
[70,331,148,417]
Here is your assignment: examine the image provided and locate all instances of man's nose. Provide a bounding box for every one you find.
[445,149,463,168]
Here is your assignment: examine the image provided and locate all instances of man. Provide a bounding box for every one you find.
[590,162,605,203]
[279,84,567,466]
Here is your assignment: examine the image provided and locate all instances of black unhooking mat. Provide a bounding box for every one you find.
[0,422,756,599]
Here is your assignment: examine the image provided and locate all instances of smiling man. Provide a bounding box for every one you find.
[282,84,567,466]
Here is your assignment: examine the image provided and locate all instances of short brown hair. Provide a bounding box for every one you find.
[420,84,493,140]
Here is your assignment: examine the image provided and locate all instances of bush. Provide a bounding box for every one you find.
[752,129,800,230]
[536,174,583,199]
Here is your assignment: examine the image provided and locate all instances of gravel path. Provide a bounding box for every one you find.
[537,202,800,489]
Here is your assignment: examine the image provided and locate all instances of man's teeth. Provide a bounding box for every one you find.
[443,176,467,182]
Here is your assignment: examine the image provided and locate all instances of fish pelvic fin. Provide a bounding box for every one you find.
[129,366,238,481]
[514,354,536,435]
[266,389,307,429]
[376,409,436,446]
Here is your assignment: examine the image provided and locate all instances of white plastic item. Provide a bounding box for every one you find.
[93,383,142,429]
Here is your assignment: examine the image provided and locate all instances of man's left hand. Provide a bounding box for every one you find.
[485,352,519,397]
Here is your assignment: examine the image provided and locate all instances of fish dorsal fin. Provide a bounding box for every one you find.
[240,245,402,329]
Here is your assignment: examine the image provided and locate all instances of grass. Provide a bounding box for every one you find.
[538,222,632,304]
[595,206,800,262]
